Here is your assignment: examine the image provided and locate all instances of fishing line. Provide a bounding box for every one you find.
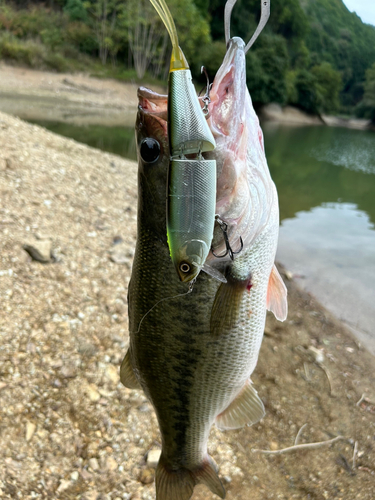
[131,280,195,335]
[149,0,173,42]
[149,0,180,61]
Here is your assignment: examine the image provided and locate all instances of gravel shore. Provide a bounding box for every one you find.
[0,111,374,500]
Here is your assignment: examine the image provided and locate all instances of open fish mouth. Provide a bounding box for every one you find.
[137,87,168,118]
[136,87,168,149]
[208,37,247,138]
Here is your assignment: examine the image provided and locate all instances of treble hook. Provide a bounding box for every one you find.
[199,66,212,116]
[211,215,243,261]
[224,0,270,53]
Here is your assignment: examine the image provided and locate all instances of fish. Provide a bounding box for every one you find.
[121,1,287,499]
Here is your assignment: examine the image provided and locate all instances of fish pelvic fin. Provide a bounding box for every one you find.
[215,380,265,431]
[155,453,225,500]
[266,264,288,322]
[120,350,141,390]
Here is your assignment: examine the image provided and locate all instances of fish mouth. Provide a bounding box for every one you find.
[138,87,168,121]
[208,37,247,137]
[137,87,168,144]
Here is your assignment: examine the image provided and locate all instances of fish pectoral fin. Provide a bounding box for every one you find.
[202,263,227,283]
[215,380,265,430]
[266,264,288,321]
[210,278,247,336]
[120,350,141,390]
[155,453,225,500]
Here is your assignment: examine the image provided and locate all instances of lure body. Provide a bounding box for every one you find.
[166,67,217,282]
[167,158,216,282]
[150,0,218,283]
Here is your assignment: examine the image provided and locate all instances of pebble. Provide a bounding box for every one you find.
[82,490,99,500]
[104,456,118,472]
[138,468,154,485]
[70,471,79,481]
[26,421,36,442]
[60,365,77,379]
[56,479,71,493]
[86,384,101,402]
[146,449,161,468]
[89,458,99,471]
[23,239,52,263]
[109,243,132,265]
[105,364,120,385]
[0,157,7,170]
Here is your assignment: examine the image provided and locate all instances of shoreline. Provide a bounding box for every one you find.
[1,64,372,131]
[260,103,372,130]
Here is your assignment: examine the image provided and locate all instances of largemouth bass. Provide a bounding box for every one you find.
[121,2,287,500]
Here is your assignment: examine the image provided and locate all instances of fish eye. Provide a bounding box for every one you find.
[140,138,160,164]
[179,262,190,273]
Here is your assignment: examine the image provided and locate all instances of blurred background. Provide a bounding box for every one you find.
[0,0,374,352]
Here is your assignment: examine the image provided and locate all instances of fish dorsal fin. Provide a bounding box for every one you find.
[266,264,288,321]
[215,380,265,430]
[120,350,141,389]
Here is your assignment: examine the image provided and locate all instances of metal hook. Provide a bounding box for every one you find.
[224,0,270,53]
[200,66,211,116]
[211,215,244,261]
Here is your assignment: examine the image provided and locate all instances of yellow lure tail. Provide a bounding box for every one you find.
[149,0,189,70]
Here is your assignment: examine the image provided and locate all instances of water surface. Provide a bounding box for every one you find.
[263,123,375,354]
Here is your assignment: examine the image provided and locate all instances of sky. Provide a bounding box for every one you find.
[342,0,375,26]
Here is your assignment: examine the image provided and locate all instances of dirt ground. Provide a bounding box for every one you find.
[0,63,144,126]
[0,99,374,499]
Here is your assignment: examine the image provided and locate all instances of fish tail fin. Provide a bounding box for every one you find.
[155,453,226,500]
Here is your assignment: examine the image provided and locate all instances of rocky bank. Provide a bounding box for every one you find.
[0,109,374,500]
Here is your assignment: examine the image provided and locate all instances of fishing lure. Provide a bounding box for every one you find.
[149,0,217,283]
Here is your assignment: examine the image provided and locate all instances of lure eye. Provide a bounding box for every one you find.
[140,138,160,164]
[179,262,190,273]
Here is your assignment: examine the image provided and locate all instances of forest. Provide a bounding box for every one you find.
[1,0,375,120]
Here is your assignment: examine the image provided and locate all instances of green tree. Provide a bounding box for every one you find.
[123,0,210,78]
[356,63,375,123]
[311,62,342,113]
[292,69,319,114]
[246,34,289,105]
[64,0,88,22]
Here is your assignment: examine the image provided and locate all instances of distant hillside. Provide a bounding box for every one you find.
[206,0,375,115]
[301,0,375,107]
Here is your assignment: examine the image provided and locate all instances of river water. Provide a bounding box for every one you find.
[29,119,375,355]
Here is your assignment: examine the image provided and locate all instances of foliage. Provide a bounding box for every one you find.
[291,69,319,114]
[246,34,289,105]
[356,63,375,123]
[64,0,88,22]
[0,32,69,70]
[311,62,342,113]
[302,0,375,108]
[199,40,226,81]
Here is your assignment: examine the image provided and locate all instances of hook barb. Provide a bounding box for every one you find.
[211,215,244,261]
